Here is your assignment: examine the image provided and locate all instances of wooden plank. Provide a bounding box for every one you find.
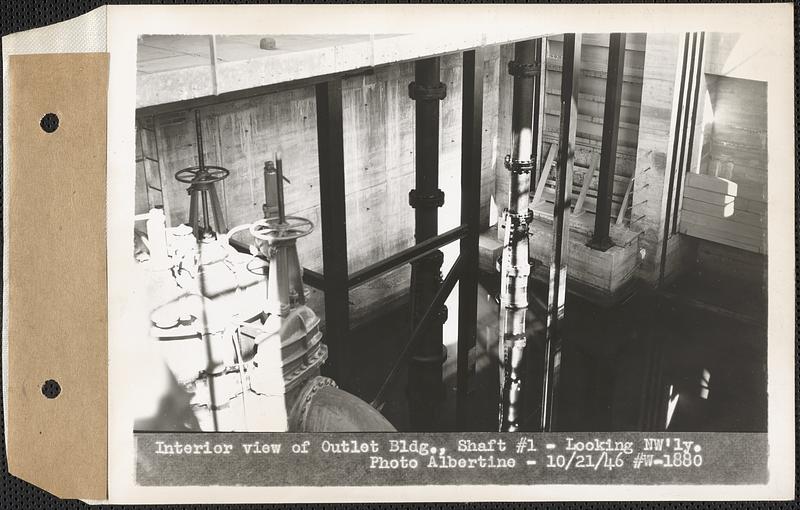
[686,172,738,195]
[539,189,623,218]
[545,56,644,83]
[544,111,641,148]
[736,196,768,215]
[532,142,557,205]
[680,224,762,254]
[680,210,764,239]
[681,223,763,247]
[729,208,766,228]
[572,153,597,216]
[683,186,735,205]
[546,170,628,192]
[682,197,734,218]
[615,176,635,225]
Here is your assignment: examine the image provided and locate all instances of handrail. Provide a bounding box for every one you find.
[348,225,468,289]
[370,254,464,409]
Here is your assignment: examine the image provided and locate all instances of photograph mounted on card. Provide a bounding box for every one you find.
[1,3,795,504]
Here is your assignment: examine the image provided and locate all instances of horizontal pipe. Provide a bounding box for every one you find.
[347,225,468,289]
[370,254,464,409]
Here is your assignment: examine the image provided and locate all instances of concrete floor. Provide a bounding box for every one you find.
[331,268,768,433]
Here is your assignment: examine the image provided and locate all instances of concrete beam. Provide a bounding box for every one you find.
[137,32,553,109]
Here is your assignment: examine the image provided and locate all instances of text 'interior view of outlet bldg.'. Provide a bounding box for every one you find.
[131,32,768,433]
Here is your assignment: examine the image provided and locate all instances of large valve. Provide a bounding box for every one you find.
[175,111,231,239]
[252,155,313,316]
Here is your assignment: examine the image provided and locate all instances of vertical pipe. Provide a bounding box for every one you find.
[589,33,626,251]
[498,40,537,432]
[457,48,484,425]
[315,79,350,386]
[408,57,447,431]
[194,110,206,172]
[541,33,581,432]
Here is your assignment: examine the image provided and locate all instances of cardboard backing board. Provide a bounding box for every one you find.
[6,53,108,500]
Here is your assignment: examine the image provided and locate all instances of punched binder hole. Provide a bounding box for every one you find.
[40,113,59,133]
[41,379,61,399]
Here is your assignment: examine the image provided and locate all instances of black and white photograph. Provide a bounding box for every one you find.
[2,3,794,503]
[131,30,769,434]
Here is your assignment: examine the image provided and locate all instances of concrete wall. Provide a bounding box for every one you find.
[630,33,684,284]
[135,47,506,275]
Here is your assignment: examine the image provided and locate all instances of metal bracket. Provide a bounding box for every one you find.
[504,154,534,175]
[507,60,541,78]
[501,208,534,229]
[408,81,447,101]
[409,188,445,209]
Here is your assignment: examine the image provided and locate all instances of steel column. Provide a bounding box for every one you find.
[315,79,350,386]
[498,39,538,432]
[407,57,447,430]
[541,33,581,432]
[457,48,484,424]
[589,33,626,251]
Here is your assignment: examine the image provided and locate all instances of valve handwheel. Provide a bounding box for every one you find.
[250,216,313,242]
[175,165,230,185]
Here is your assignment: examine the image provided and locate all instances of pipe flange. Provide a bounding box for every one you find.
[507,60,541,78]
[410,344,448,366]
[503,209,534,230]
[408,81,447,101]
[290,375,337,432]
[504,154,534,175]
[408,188,445,209]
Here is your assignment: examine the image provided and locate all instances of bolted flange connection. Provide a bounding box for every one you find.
[500,209,534,240]
[409,188,445,209]
[507,60,541,78]
[408,81,447,101]
[504,154,535,175]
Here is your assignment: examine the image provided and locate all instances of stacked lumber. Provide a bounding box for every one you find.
[543,34,646,151]
[678,172,766,254]
[531,145,631,224]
